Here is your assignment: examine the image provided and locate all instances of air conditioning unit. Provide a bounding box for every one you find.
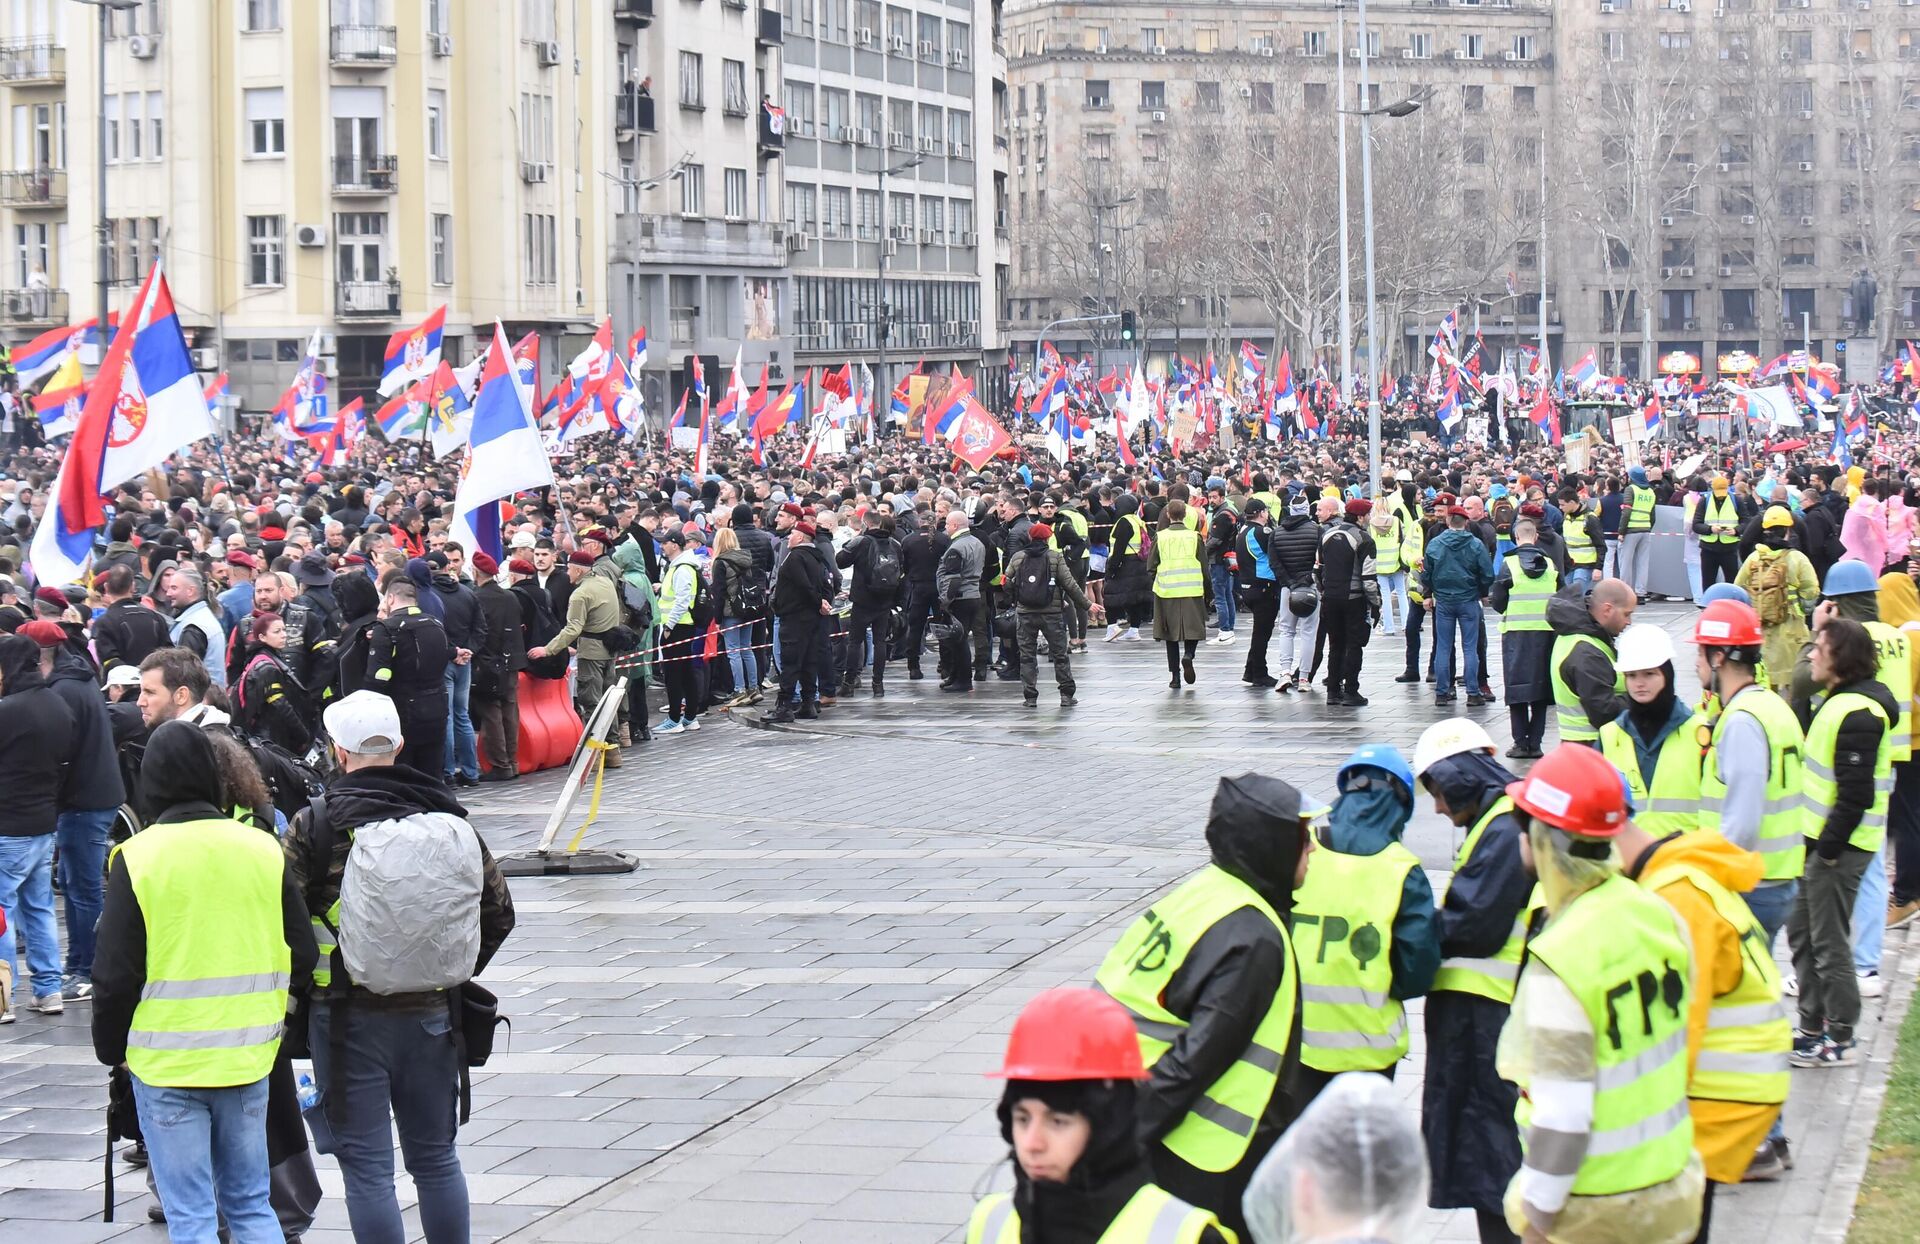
[959,231,978,246]
[1855,49,1870,60]
[1095,43,1108,54]
[1742,214,1757,225]
[1600,1,1614,10]
[1717,162,1730,172]
[856,127,878,145]
[536,40,561,67]
[889,35,910,53]
[856,27,874,46]
[1661,215,1675,226]
[1503,51,1517,61]
[430,33,453,57]
[1680,266,1695,277]
[1012,116,1023,130]
[918,136,938,153]
[1259,46,1276,57]
[1800,214,1815,225]
[1799,161,1813,171]
[918,228,939,244]
[1239,85,1254,97]
[1799,109,1814,120]
[1781,48,1794,60]
[947,49,965,67]
[1906,316,1919,328]
[522,160,551,183]
[787,232,812,251]
[191,347,220,370]
[884,239,899,257]
[1675,0,1691,10]
[128,34,159,59]
[1684,318,1701,331]
[890,224,914,241]
[1719,266,1734,276]
[1662,266,1675,278]
[294,223,328,247]
[1153,45,1168,55]
[888,129,910,147]
[1152,110,1167,122]
[918,40,935,56]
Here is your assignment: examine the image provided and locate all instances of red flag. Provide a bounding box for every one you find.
[61,266,161,535]
[948,398,1012,470]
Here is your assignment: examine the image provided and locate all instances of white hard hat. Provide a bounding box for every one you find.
[1614,623,1676,675]
[1412,719,1496,778]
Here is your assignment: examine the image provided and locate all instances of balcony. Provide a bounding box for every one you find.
[333,155,398,194]
[614,0,654,25]
[330,25,397,66]
[0,168,65,207]
[616,90,657,136]
[1,287,68,326]
[757,6,783,46]
[0,40,64,85]
[337,280,401,319]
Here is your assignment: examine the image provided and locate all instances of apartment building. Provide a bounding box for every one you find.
[778,0,1011,406]
[1005,0,1920,381]
[0,0,611,412]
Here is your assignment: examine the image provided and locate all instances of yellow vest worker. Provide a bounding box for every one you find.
[1563,504,1600,568]
[1500,744,1705,1244]
[1599,624,1704,835]
[1092,774,1314,1236]
[1624,484,1657,533]
[972,989,1234,1244]
[1697,492,1740,545]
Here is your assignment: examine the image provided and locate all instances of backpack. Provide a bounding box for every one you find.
[1749,551,1793,624]
[1014,549,1056,609]
[319,805,484,996]
[733,565,771,618]
[687,567,716,628]
[868,538,903,594]
[230,724,326,820]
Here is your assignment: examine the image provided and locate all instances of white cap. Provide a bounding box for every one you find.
[323,690,404,755]
[104,664,143,689]
[510,529,539,549]
[1614,623,1676,675]
[1412,719,1497,778]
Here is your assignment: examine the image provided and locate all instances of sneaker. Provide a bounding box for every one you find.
[1782,972,1798,997]
[1859,970,1885,999]
[1789,1029,1824,1063]
[123,1142,147,1168]
[1211,632,1236,645]
[1742,1140,1787,1183]
[1022,696,1038,709]
[1790,1032,1856,1067]
[29,993,63,1015]
[1069,641,1088,654]
[1060,693,1077,707]
[61,976,92,1003]
[656,719,687,736]
[686,718,701,732]
[1889,899,1920,929]
[1777,1135,1795,1169]
[1467,694,1488,707]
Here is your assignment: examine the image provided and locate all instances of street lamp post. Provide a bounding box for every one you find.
[1334,4,1353,407]
[75,0,140,359]
[873,154,923,430]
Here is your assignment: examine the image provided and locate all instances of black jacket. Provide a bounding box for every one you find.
[734,523,776,578]
[1800,504,1845,579]
[535,567,573,622]
[1810,678,1902,859]
[236,648,315,756]
[899,529,948,590]
[283,763,515,1006]
[1546,589,1627,730]
[773,542,834,618]
[431,574,481,650]
[1267,514,1320,591]
[472,580,528,699]
[1316,520,1379,605]
[46,646,129,811]
[0,637,76,836]
[835,533,904,607]
[94,599,173,676]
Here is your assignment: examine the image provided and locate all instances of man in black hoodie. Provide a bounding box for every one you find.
[0,632,77,1020]
[93,563,174,678]
[1091,772,1311,1239]
[284,690,514,1244]
[835,510,904,697]
[898,504,949,680]
[24,620,127,1001]
[769,524,834,722]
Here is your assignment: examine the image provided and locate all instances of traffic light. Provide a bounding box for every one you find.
[1120,310,1136,343]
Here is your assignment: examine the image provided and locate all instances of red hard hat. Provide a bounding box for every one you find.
[988,988,1148,1081]
[1694,599,1763,649]
[1507,744,1629,837]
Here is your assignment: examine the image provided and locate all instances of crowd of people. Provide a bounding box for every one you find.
[0,402,1917,1243]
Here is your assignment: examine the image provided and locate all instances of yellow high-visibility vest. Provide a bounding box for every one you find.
[1153,528,1204,599]
[1599,717,1704,835]
[1698,686,1806,881]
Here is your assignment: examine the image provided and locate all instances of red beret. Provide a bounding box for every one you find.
[1028,523,1053,542]
[1344,499,1373,520]
[20,619,67,647]
[780,502,804,519]
[797,521,818,537]
[1448,505,1469,518]
[581,527,615,545]
[225,550,257,568]
[470,551,499,576]
[1519,502,1545,518]
[568,550,596,567]
[507,557,537,575]
[34,586,68,609]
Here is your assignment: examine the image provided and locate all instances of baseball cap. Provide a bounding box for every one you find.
[323,690,404,756]
[105,664,143,689]
[510,530,539,549]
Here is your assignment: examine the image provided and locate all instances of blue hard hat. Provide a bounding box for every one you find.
[1337,744,1416,800]
[1701,582,1751,607]
[1822,558,1879,598]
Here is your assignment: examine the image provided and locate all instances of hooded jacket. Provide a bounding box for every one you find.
[329,572,382,697]
[1546,589,1628,731]
[432,572,481,650]
[282,762,515,1006]
[1132,775,1305,1175]
[91,722,318,1067]
[0,635,74,836]
[1425,751,1535,965]
[772,540,834,618]
[94,597,174,676]
[1421,525,1495,604]
[45,645,127,812]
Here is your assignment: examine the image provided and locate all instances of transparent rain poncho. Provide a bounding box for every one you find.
[1241,1072,1429,1244]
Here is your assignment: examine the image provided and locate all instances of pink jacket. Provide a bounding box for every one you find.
[1843,496,1887,571]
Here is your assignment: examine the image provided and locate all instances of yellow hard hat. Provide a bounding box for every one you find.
[1848,465,1866,487]
[1762,505,1794,530]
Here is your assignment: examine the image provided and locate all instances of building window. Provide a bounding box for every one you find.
[1303,30,1325,57]
[680,162,705,216]
[1512,35,1535,60]
[427,0,449,36]
[431,214,453,284]
[1250,81,1274,113]
[1085,80,1110,109]
[723,60,749,116]
[789,183,817,231]
[1088,131,1112,161]
[522,213,556,284]
[245,0,281,30]
[1463,85,1484,112]
[1514,85,1536,112]
[920,196,944,240]
[427,90,448,159]
[1461,34,1484,60]
[1409,32,1431,60]
[516,91,553,166]
[1196,81,1221,112]
[679,51,704,109]
[1141,81,1166,111]
[1304,82,1328,109]
[336,211,387,283]
[1141,26,1163,53]
[947,20,970,66]
[725,167,748,220]
[857,188,881,239]
[242,215,281,287]
[1141,132,1162,162]
[125,93,143,161]
[246,88,284,157]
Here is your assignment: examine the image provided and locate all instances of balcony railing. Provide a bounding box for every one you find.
[0,168,65,206]
[615,90,657,135]
[330,25,397,65]
[338,280,401,318]
[0,40,64,84]
[757,7,783,45]
[1,287,68,326]
[333,155,398,194]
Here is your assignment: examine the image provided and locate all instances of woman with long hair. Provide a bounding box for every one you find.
[234,612,315,755]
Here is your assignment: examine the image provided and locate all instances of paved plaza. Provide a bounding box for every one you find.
[0,603,1913,1242]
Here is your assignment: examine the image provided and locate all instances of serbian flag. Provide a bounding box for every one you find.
[1115,423,1138,468]
[1566,348,1600,391]
[378,305,447,395]
[745,364,771,427]
[668,389,689,431]
[1238,341,1266,392]
[1902,341,1920,384]
[923,374,974,443]
[1840,388,1868,441]
[33,351,86,438]
[694,388,715,477]
[1269,351,1298,416]
[888,371,914,424]
[376,384,427,438]
[32,264,213,586]
[566,316,615,389]
[11,318,107,387]
[713,346,748,430]
[947,397,1012,470]
[450,322,553,564]
[1805,363,1839,404]
[1434,379,1465,433]
[1642,395,1664,435]
[1529,387,1561,444]
[203,372,230,419]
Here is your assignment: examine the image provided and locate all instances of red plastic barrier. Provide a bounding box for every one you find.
[478,672,582,774]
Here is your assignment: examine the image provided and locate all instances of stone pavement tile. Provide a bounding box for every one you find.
[590,1095,742,1127]
[485,1120,639,1150]
[0,1223,144,1243]
[492,1147,640,1178]
[830,1188,978,1226]
[773,1217,939,1244]
[751,1144,913,1178]
[498,1175,615,1207]
[863,1160,997,1195]
[699,1170,870,1206]
[463,1172,541,1205]
[606,1121,721,1151]
[0,1159,104,1190]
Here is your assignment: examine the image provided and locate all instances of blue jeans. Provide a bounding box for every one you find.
[1566,566,1595,594]
[1377,571,1409,635]
[1210,564,1237,632]
[1686,559,1704,606]
[56,806,114,979]
[1854,846,1887,973]
[0,832,60,998]
[722,616,758,692]
[1432,599,1481,697]
[132,1075,280,1244]
[311,1001,469,1244]
[442,661,477,781]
